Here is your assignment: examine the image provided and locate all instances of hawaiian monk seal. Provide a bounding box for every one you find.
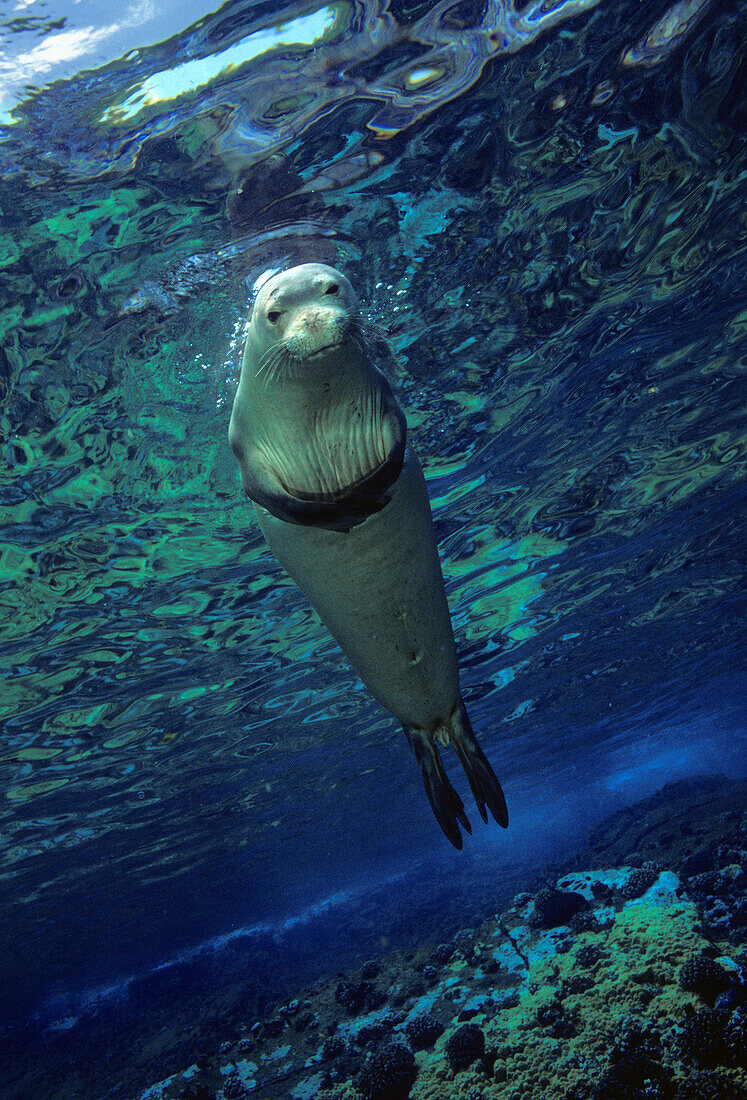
[229,262,508,847]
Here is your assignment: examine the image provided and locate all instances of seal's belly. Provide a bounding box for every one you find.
[256,449,459,729]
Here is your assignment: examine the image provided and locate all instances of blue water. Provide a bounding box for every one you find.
[0,0,745,1093]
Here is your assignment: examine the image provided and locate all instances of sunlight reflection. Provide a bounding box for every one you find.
[101,7,339,123]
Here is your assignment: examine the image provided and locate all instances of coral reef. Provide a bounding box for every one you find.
[444,1024,486,1071]
[336,981,388,1016]
[405,1016,444,1051]
[619,865,660,899]
[133,861,747,1100]
[678,953,732,1003]
[528,887,588,929]
[70,777,745,1100]
[221,1076,244,1098]
[357,1042,416,1100]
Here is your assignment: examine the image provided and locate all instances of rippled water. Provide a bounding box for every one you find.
[0,0,744,1031]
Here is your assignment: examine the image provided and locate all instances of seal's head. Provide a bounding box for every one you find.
[249,263,361,374]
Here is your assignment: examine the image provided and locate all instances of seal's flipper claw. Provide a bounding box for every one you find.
[403,725,470,849]
[451,699,509,829]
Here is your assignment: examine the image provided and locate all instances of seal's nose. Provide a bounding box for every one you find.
[298,305,339,330]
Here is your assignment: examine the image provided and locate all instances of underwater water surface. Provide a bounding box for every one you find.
[0,0,745,1095]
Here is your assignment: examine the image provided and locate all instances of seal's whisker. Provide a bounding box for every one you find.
[353,334,377,366]
[256,346,280,374]
[350,324,399,377]
[271,346,303,387]
[348,331,366,358]
[358,318,390,344]
[256,341,294,386]
[263,351,287,387]
[255,339,284,376]
[355,320,390,354]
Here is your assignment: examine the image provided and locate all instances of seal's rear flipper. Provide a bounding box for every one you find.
[451,698,509,828]
[403,725,472,849]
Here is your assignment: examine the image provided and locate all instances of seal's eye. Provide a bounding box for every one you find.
[266,310,281,324]
[324,283,340,296]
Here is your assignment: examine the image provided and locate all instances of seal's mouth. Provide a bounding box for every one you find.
[305,338,346,358]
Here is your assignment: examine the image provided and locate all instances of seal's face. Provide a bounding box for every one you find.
[251,263,360,369]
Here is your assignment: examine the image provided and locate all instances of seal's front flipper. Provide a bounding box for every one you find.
[451,699,509,828]
[403,725,472,849]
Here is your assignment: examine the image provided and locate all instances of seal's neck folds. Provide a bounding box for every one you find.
[250,343,391,499]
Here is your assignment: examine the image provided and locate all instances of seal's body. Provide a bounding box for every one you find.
[255,447,456,730]
[229,263,507,847]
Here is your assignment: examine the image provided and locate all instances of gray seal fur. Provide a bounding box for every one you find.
[229,262,507,847]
